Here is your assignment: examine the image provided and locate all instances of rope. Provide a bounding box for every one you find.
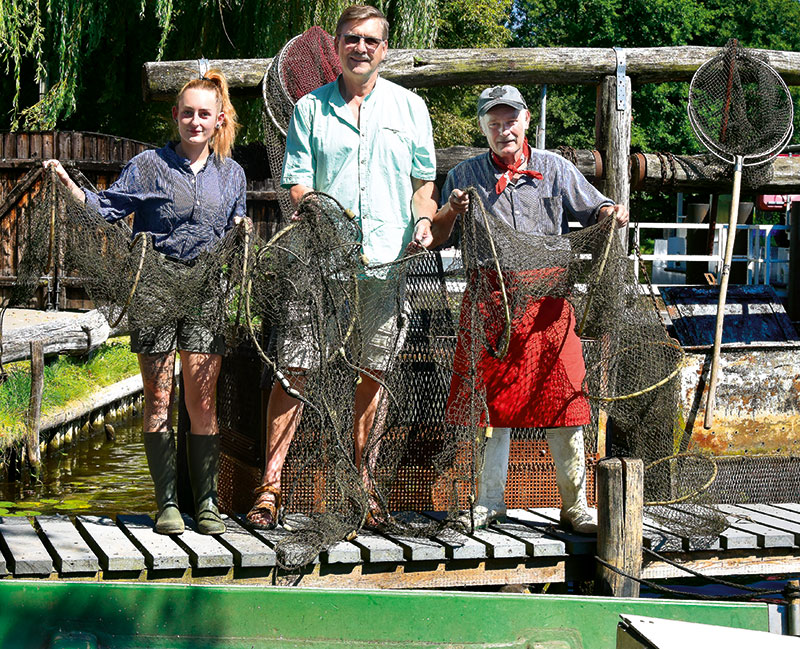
[596,553,784,601]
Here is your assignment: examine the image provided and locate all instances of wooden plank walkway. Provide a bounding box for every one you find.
[0,505,798,588]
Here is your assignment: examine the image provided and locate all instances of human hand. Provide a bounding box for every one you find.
[600,204,629,229]
[233,215,253,233]
[43,159,85,202]
[407,217,433,254]
[448,188,469,214]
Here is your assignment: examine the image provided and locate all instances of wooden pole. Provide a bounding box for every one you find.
[704,156,744,429]
[142,46,800,100]
[26,340,43,471]
[596,75,631,247]
[595,457,643,597]
[789,203,800,322]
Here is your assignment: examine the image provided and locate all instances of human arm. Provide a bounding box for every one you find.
[281,100,316,215]
[43,160,86,203]
[408,177,439,249]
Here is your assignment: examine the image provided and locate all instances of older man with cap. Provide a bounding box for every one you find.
[413,85,627,532]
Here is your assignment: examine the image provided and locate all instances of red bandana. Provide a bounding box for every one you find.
[491,139,543,194]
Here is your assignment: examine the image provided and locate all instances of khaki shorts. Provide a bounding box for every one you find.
[277,277,408,372]
[130,318,226,355]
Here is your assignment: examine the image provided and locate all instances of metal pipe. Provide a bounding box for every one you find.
[536,85,547,149]
[786,580,800,636]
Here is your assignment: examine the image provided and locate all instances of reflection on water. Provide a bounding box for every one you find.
[0,408,156,517]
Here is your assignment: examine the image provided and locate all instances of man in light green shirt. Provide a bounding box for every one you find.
[247,4,438,531]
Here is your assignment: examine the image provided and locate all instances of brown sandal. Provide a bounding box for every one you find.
[246,484,280,530]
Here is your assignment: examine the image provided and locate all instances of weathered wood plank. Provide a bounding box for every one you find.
[0,517,54,576]
[279,513,360,565]
[469,527,527,560]
[418,512,487,560]
[143,46,800,100]
[218,517,276,568]
[350,531,405,563]
[379,529,446,562]
[116,514,190,571]
[495,514,566,557]
[26,340,43,470]
[248,523,320,565]
[1,308,110,364]
[75,515,146,572]
[732,503,800,544]
[0,166,42,221]
[174,516,234,569]
[35,515,100,574]
[716,504,795,548]
[516,508,597,556]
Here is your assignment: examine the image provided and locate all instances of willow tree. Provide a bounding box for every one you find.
[0,0,438,136]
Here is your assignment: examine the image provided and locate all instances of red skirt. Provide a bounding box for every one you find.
[446,270,590,428]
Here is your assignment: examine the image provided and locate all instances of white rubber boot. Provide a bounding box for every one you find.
[458,427,511,530]
[546,426,597,534]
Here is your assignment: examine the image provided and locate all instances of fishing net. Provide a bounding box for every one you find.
[688,38,793,192]
[262,26,341,219]
[12,158,727,566]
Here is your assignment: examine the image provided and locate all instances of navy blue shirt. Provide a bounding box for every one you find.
[85,143,247,260]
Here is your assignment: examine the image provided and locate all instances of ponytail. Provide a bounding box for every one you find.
[176,69,239,160]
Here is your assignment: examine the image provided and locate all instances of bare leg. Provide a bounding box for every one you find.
[353,370,384,473]
[138,352,176,432]
[179,351,222,436]
[247,374,306,527]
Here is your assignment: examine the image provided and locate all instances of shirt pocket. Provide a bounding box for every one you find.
[377,127,413,174]
[540,196,563,235]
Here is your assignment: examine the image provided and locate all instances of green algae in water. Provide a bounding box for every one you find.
[7,510,42,516]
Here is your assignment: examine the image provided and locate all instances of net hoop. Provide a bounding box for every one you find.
[644,452,719,506]
[262,33,302,138]
[687,51,794,167]
[583,340,684,402]
[109,231,149,329]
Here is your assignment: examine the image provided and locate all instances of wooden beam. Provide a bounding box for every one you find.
[143,46,800,100]
[596,74,631,246]
[595,457,644,597]
[0,166,43,220]
[26,340,43,471]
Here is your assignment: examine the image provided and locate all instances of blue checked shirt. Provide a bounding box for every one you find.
[442,150,613,235]
[84,143,247,261]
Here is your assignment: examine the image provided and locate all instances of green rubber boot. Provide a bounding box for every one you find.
[142,431,185,535]
[187,433,225,535]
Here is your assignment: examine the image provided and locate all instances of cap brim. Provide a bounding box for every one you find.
[478,99,527,116]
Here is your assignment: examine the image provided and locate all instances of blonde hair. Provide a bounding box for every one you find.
[176,69,239,160]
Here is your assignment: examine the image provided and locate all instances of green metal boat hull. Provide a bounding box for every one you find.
[0,580,776,649]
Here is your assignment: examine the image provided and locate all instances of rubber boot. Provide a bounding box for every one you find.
[142,431,185,535]
[186,433,225,535]
[546,426,597,534]
[458,427,511,530]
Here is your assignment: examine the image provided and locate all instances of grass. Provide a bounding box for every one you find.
[0,338,139,444]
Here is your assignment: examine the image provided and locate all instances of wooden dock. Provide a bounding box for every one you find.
[0,504,798,589]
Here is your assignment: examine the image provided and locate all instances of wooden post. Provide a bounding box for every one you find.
[26,340,43,471]
[595,457,643,597]
[596,74,632,247]
[789,203,800,321]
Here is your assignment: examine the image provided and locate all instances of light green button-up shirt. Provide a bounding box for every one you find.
[281,76,437,267]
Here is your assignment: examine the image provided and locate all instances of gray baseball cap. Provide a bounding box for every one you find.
[477,85,528,116]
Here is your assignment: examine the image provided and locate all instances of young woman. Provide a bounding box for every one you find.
[46,70,247,535]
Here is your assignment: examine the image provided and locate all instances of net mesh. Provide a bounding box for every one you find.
[688,39,793,189]
[9,166,730,565]
[9,32,800,569]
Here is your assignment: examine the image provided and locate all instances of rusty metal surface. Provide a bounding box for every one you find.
[662,285,800,347]
[681,349,800,454]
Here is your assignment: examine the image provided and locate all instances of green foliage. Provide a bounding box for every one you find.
[0,340,139,438]
[0,0,441,139]
[424,0,513,148]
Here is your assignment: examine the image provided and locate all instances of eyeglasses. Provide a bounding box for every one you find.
[340,33,385,52]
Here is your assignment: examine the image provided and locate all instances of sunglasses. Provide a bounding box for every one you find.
[340,33,385,52]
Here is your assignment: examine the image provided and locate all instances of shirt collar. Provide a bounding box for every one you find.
[164,141,215,173]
